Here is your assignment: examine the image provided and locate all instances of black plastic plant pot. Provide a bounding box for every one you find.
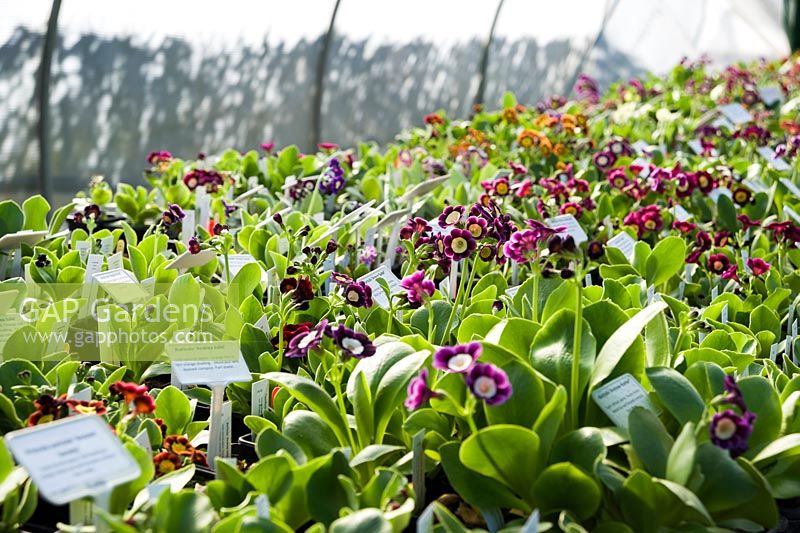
[22,497,68,532]
[193,443,252,480]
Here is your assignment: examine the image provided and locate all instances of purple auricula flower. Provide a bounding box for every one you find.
[433,342,481,373]
[465,216,488,239]
[723,375,746,411]
[147,150,173,166]
[343,281,373,308]
[438,205,465,228]
[444,229,477,261]
[359,245,377,266]
[329,325,375,359]
[503,229,544,264]
[747,258,770,277]
[222,200,237,217]
[286,319,328,358]
[466,363,512,406]
[188,236,201,255]
[318,142,340,152]
[261,142,275,153]
[400,217,431,240]
[401,270,435,309]
[405,368,440,411]
[330,271,354,286]
[573,73,600,104]
[710,409,756,458]
[161,204,186,226]
[319,158,345,195]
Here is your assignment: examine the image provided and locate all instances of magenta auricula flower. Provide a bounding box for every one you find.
[401,270,435,309]
[466,363,512,406]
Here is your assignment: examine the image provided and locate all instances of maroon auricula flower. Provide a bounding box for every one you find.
[444,229,477,261]
[747,257,770,276]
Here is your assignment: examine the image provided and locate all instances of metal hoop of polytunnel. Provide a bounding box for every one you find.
[0,0,790,202]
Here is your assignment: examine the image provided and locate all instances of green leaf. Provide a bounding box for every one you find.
[628,407,674,478]
[666,423,696,485]
[541,281,577,323]
[227,263,262,309]
[739,376,782,456]
[456,314,501,344]
[264,372,350,448]
[590,301,667,389]
[255,428,307,464]
[645,237,686,286]
[645,308,670,367]
[283,410,339,459]
[245,454,294,502]
[21,196,50,231]
[484,318,539,361]
[153,490,217,533]
[531,462,601,521]
[646,367,705,424]
[460,425,541,504]
[0,201,24,237]
[373,350,429,441]
[484,360,544,428]
[532,386,568,466]
[752,434,800,465]
[330,509,392,533]
[306,451,353,525]
[440,442,529,512]
[154,386,192,435]
[530,309,596,401]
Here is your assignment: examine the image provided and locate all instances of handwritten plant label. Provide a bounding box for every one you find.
[166,341,251,385]
[75,240,91,263]
[591,373,656,430]
[107,252,124,271]
[758,147,791,172]
[358,264,402,310]
[607,232,636,261]
[719,103,752,125]
[98,235,114,256]
[546,214,588,244]
[5,415,141,505]
[0,230,48,250]
[251,378,269,417]
[92,268,149,304]
[166,249,217,271]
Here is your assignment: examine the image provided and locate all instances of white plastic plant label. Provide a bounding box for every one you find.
[107,252,124,272]
[546,214,588,244]
[98,235,114,256]
[759,85,784,106]
[607,232,636,261]
[207,400,233,465]
[0,230,48,250]
[672,205,693,222]
[181,210,196,246]
[780,178,800,198]
[167,344,251,386]
[758,147,791,172]
[708,188,733,203]
[75,240,91,263]
[358,264,402,310]
[166,249,217,271]
[591,373,657,430]
[5,415,141,505]
[251,378,269,417]
[400,174,450,202]
[92,268,149,304]
[719,103,752,125]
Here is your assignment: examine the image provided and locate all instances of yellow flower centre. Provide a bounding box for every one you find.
[347,290,360,302]
[159,461,176,474]
[445,211,461,225]
[614,178,625,187]
[644,220,657,229]
[38,414,54,425]
[564,206,577,215]
[468,224,482,238]
[451,238,468,254]
[495,182,509,195]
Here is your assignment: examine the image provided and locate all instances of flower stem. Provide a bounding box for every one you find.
[443,259,470,342]
[570,279,583,429]
[330,365,358,452]
[532,269,540,323]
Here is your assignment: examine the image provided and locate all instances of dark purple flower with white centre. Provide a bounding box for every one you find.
[359,245,377,266]
[401,270,435,308]
[329,325,375,359]
[438,205,465,228]
[331,271,353,286]
[434,342,481,373]
[84,204,102,220]
[466,363,512,406]
[405,368,440,411]
[465,216,488,239]
[723,375,746,411]
[286,319,328,358]
[319,158,345,195]
[188,236,201,255]
[343,281,373,308]
[710,409,756,458]
[444,229,477,261]
[593,150,616,170]
[400,217,431,241]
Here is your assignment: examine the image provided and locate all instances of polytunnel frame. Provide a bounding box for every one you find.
[31,0,630,201]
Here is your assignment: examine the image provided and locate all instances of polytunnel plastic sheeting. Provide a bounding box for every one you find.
[47,0,334,193]
[319,0,497,147]
[484,0,790,108]
[0,2,49,197]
